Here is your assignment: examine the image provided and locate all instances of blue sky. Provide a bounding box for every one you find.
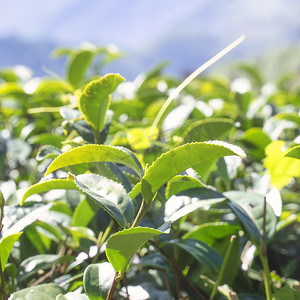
[1,0,299,78]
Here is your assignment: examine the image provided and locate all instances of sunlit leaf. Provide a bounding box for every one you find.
[75,174,135,228]
[45,144,143,178]
[264,141,300,189]
[21,179,78,205]
[79,74,124,132]
[141,141,246,203]
[0,232,22,271]
[183,118,234,143]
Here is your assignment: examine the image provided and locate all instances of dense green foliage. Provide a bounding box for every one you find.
[0,44,300,300]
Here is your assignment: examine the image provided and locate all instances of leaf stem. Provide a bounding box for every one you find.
[106,271,119,300]
[162,270,173,300]
[259,196,272,300]
[210,235,236,300]
[0,258,6,300]
[131,199,150,228]
[94,129,100,144]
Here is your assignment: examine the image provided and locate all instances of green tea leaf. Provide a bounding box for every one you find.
[35,79,74,94]
[72,198,100,227]
[83,262,115,300]
[0,232,22,271]
[183,222,240,245]
[284,144,300,160]
[264,141,300,189]
[141,141,246,203]
[45,144,143,178]
[75,174,135,228]
[165,175,205,199]
[0,189,4,206]
[21,179,78,205]
[68,50,94,87]
[106,223,170,279]
[183,118,234,143]
[165,238,223,275]
[273,285,300,300]
[9,283,65,300]
[240,127,272,159]
[225,191,277,245]
[79,74,125,132]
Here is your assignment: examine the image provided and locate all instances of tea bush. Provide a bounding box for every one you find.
[0,43,300,300]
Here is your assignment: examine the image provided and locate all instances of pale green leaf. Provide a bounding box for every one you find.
[264,141,300,189]
[72,198,99,227]
[45,145,143,178]
[21,179,78,205]
[68,50,94,87]
[0,232,22,271]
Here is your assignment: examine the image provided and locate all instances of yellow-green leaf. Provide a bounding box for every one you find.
[79,74,125,132]
[21,179,78,205]
[45,145,143,178]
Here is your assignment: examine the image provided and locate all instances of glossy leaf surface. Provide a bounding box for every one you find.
[75,173,135,228]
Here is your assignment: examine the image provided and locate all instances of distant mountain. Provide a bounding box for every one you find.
[0,0,300,79]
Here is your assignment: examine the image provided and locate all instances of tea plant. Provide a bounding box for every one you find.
[0,41,300,300]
